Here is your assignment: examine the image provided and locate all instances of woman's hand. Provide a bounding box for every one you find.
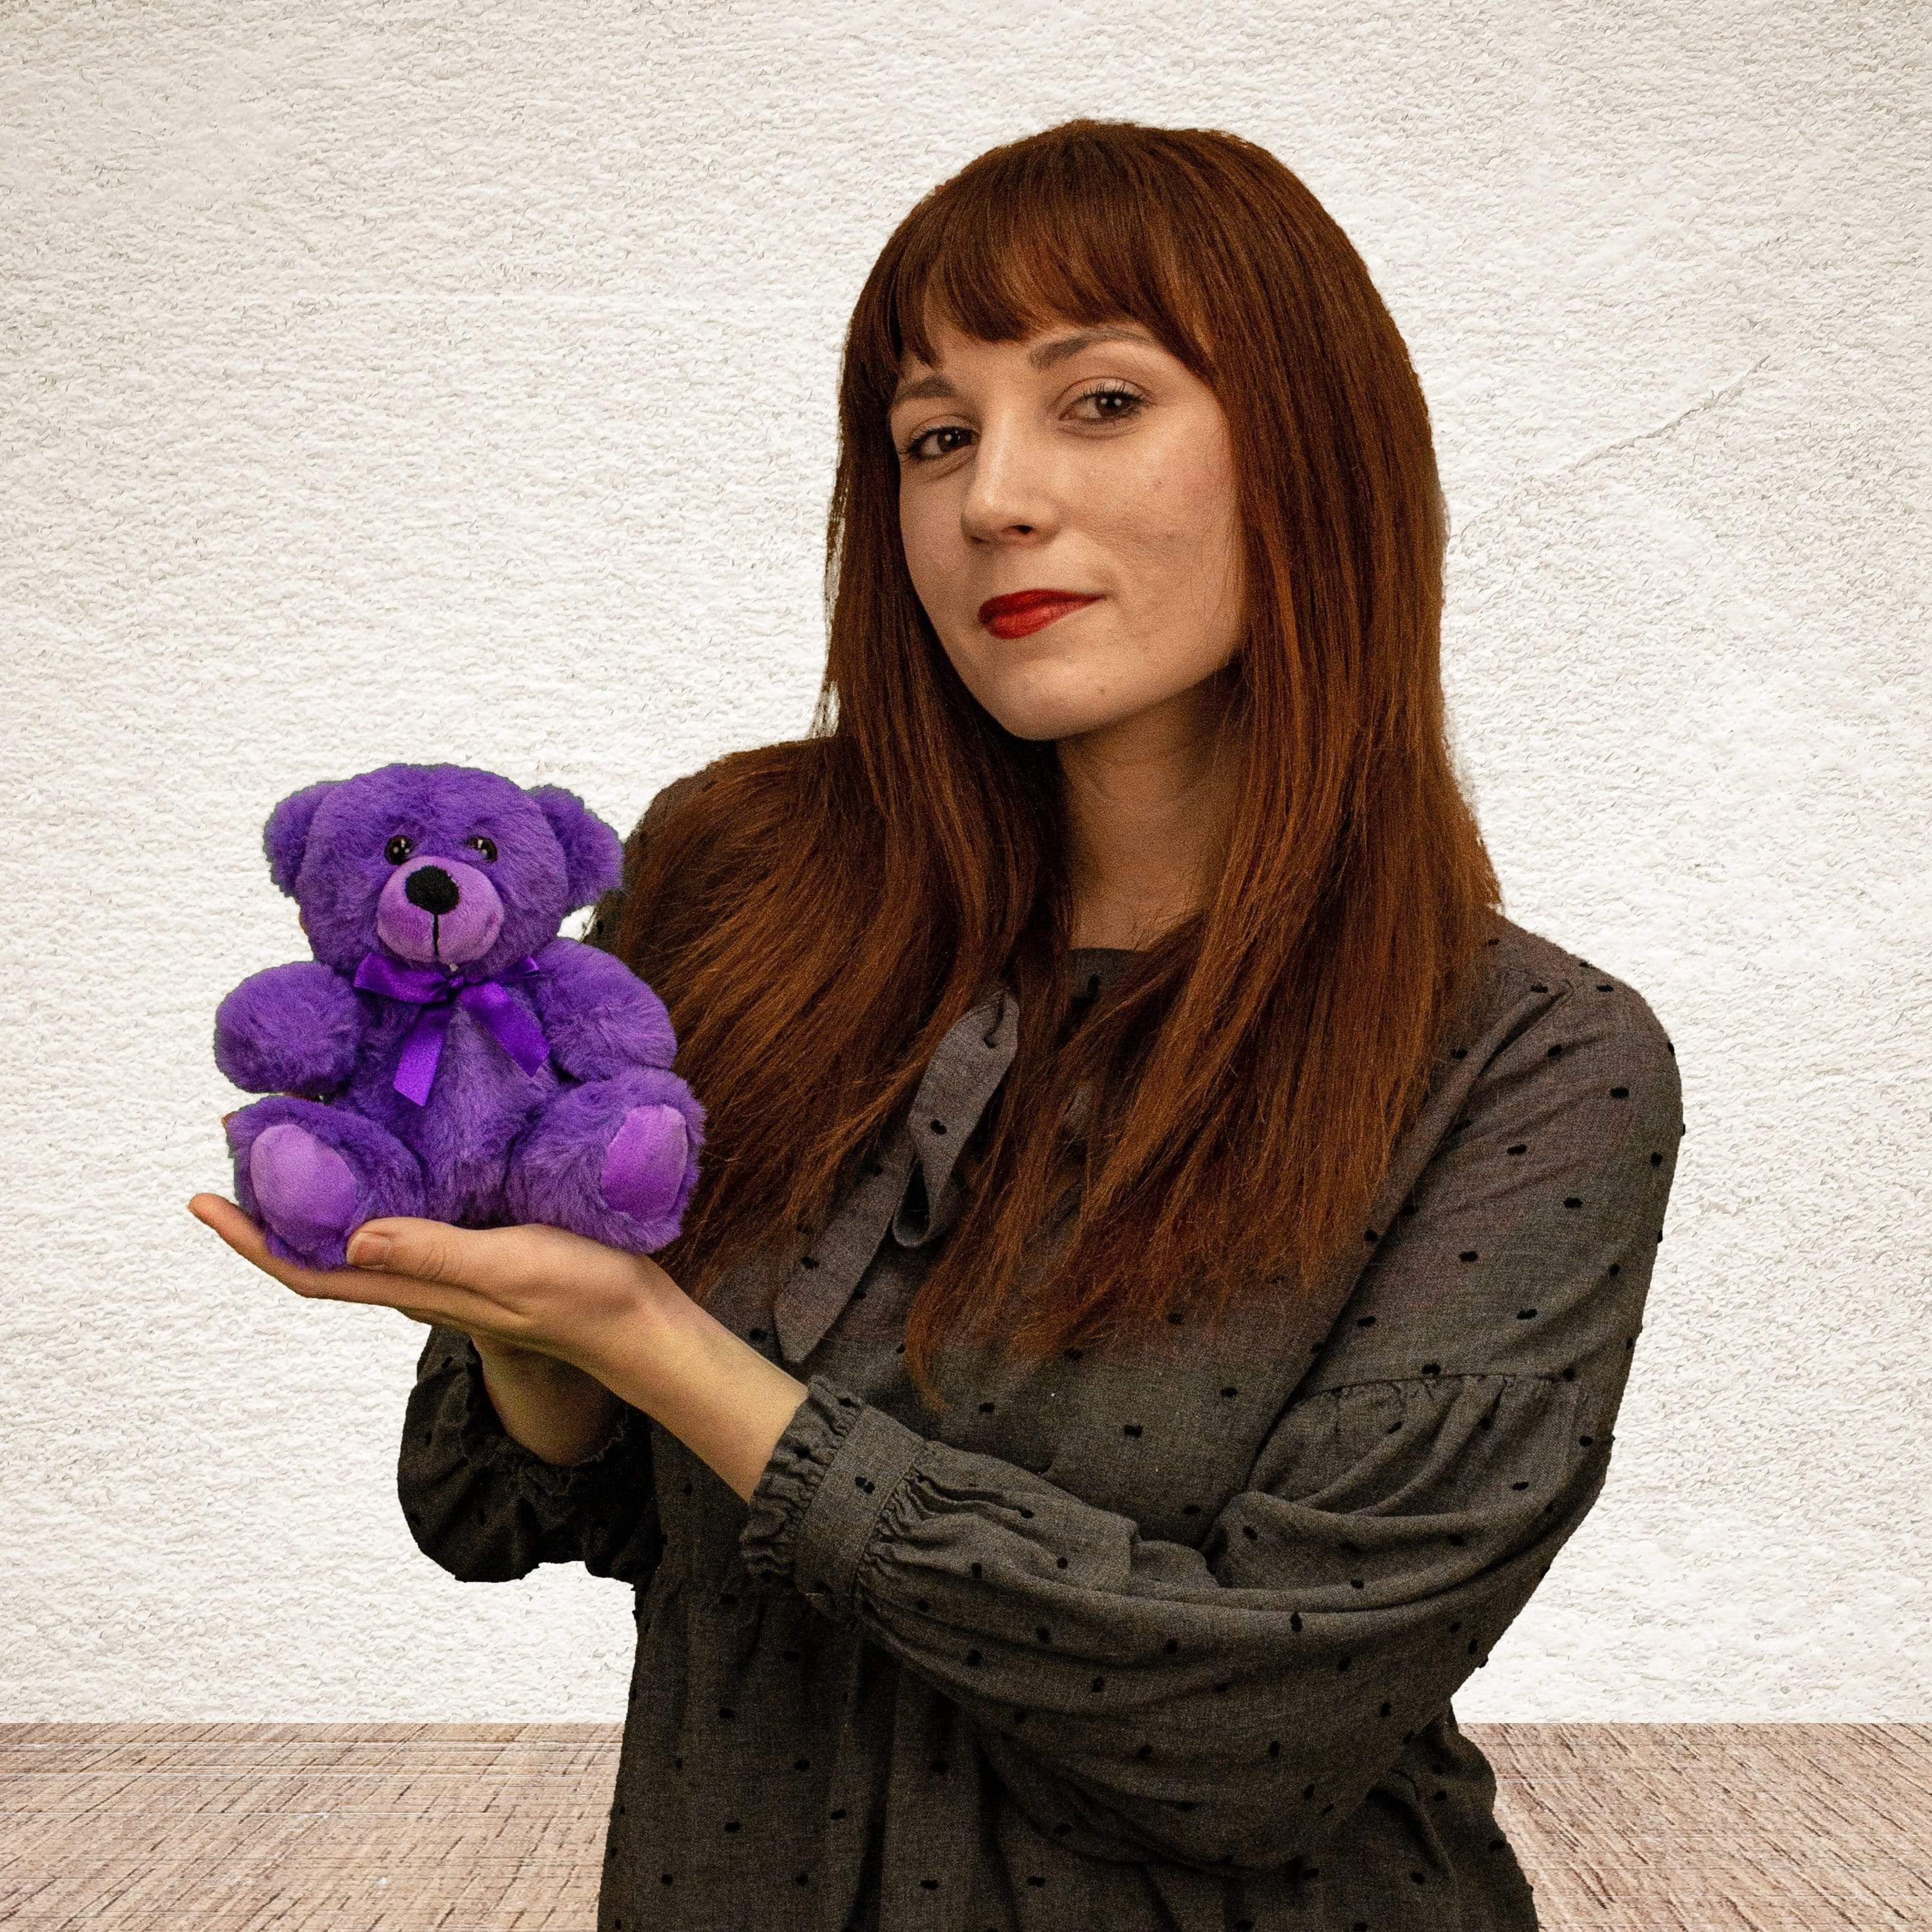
[190,1188,812,1504]
[187,1192,679,1387]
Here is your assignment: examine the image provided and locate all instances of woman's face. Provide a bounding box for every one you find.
[890,315,1246,747]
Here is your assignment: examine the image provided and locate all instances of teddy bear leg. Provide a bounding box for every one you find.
[225,1097,426,1270]
[505,1069,704,1254]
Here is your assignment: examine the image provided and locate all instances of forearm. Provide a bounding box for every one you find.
[597,1279,811,1504]
[475,1342,626,1466]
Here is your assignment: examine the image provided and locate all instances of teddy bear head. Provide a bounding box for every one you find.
[262,762,622,978]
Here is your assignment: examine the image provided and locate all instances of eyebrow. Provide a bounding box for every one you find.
[888,325,1159,410]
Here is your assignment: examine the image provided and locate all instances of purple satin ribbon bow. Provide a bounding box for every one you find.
[352,950,551,1105]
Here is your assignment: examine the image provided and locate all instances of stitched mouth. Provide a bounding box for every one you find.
[375,858,504,965]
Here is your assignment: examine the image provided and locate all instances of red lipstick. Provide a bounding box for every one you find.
[978,588,1102,639]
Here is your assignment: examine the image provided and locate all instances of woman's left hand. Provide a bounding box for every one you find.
[186,1193,677,1386]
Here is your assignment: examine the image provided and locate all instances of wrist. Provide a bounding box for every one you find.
[469,1333,584,1384]
[594,1271,812,1505]
[471,1335,625,1466]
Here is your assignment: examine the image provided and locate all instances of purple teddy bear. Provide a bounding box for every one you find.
[215,762,704,1270]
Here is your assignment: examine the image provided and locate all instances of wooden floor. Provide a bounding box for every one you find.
[0,1723,1925,1929]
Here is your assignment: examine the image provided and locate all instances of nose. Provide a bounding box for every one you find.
[403,865,460,915]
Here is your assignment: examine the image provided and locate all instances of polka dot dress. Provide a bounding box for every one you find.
[400,908,1684,1932]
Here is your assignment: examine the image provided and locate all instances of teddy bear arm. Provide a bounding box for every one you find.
[214,961,367,1095]
[529,938,678,1080]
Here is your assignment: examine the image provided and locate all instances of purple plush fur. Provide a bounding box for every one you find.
[214,762,704,1270]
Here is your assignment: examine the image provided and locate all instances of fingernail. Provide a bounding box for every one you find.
[348,1231,392,1268]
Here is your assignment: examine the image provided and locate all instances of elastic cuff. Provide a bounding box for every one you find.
[444,1328,643,1499]
[739,1374,926,1616]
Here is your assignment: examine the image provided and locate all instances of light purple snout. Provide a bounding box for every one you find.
[375,855,504,964]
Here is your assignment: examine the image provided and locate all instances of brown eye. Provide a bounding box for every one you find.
[465,835,497,862]
[384,835,414,864]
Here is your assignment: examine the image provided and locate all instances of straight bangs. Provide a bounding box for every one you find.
[849,133,1222,431]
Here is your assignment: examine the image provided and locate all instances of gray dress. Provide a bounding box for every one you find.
[398,894,1684,1932]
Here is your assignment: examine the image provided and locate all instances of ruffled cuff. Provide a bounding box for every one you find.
[738,1373,927,1616]
[442,1327,645,1500]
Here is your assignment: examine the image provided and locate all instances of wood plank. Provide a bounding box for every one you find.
[0,1723,1924,1929]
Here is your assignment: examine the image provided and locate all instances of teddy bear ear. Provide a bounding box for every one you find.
[263,780,337,898]
[527,784,623,912]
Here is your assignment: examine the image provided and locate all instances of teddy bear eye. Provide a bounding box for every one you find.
[465,835,497,862]
[384,835,414,864]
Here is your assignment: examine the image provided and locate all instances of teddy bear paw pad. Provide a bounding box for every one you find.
[597,1104,689,1222]
[250,1122,361,1250]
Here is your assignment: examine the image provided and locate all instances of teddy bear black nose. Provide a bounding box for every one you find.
[403,865,461,915]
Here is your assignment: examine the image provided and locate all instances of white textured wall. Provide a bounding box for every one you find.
[4,1,1925,1724]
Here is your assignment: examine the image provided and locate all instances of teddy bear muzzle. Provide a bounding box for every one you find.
[376,854,505,965]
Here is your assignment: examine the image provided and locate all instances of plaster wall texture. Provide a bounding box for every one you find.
[2,0,1924,1722]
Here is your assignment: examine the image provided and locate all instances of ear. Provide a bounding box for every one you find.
[527,784,623,911]
[263,780,336,898]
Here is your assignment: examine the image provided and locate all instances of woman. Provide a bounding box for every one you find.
[202,119,1685,1930]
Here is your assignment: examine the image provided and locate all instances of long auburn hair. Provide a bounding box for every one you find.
[595,117,1502,1414]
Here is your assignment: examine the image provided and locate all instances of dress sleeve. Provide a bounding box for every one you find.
[737,976,1684,1874]
[396,1325,664,1586]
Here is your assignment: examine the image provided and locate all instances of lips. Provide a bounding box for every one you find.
[978,588,1101,626]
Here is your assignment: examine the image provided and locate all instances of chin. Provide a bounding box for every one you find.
[981,698,1130,744]
[955,666,1134,743]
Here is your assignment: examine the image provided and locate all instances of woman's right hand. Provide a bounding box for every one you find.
[448,1322,616,1409]
[399,1302,552,1369]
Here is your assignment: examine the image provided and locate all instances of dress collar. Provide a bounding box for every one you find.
[772,982,1014,1364]
[767,951,1138,1367]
